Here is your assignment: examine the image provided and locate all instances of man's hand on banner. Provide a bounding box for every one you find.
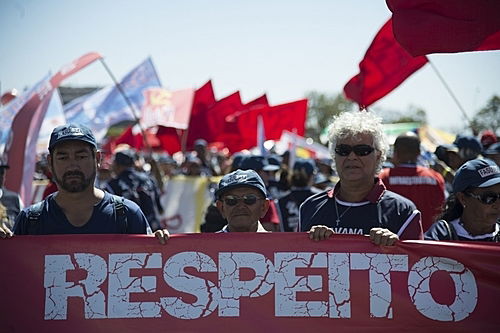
[369,227,399,246]
[308,225,334,241]
[0,222,13,239]
[154,228,170,244]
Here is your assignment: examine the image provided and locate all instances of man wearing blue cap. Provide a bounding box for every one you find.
[215,169,270,232]
[1,124,169,244]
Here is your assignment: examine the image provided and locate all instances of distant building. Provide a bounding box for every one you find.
[58,86,101,105]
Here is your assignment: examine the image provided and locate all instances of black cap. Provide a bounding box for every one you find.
[240,155,279,172]
[294,158,315,176]
[114,149,136,167]
[49,124,97,150]
[215,169,267,199]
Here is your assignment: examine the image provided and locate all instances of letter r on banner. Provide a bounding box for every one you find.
[44,254,107,320]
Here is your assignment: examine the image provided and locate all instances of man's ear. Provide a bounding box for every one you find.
[47,154,53,174]
[455,192,466,207]
[260,199,270,218]
[216,200,226,219]
[96,151,102,167]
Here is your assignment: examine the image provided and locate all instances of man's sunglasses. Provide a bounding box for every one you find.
[335,144,375,157]
[223,194,264,206]
[464,191,500,205]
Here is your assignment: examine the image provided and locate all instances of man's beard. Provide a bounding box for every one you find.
[54,169,95,193]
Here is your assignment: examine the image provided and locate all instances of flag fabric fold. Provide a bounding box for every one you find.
[386,0,500,56]
[186,80,216,149]
[343,19,428,107]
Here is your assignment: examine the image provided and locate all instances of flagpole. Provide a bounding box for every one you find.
[428,59,473,129]
[98,58,152,151]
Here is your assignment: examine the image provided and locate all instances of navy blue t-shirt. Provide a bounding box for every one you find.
[13,192,151,235]
[299,179,423,240]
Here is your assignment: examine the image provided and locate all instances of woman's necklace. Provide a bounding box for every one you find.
[334,198,352,227]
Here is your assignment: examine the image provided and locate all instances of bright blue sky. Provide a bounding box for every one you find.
[1,0,499,133]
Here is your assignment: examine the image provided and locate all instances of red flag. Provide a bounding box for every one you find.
[212,94,271,152]
[140,87,195,129]
[246,94,269,107]
[205,91,243,143]
[186,80,216,148]
[4,52,102,204]
[386,0,500,56]
[343,19,428,107]
[156,126,182,154]
[233,99,308,152]
[112,125,161,150]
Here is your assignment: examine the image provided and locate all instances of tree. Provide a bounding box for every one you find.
[305,92,354,143]
[374,104,428,124]
[470,95,499,134]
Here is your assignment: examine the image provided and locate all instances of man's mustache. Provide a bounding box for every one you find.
[62,171,85,179]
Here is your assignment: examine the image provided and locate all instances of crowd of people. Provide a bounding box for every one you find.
[1,111,499,245]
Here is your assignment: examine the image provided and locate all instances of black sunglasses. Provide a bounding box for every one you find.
[335,144,375,157]
[223,194,264,206]
[465,191,500,205]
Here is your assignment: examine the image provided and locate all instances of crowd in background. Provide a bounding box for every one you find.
[17,124,499,241]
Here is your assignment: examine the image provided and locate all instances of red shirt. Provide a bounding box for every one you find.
[379,165,445,232]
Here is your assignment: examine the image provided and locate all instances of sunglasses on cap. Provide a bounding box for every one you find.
[334,144,375,157]
[464,191,500,205]
[222,194,264,206]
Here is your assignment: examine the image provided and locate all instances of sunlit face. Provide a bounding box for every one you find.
[459,183,500,227]
[334,133,381,183]
[216,187,269,232]
[49,141,99,193]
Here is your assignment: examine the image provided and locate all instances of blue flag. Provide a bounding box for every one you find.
[64,57,162,141]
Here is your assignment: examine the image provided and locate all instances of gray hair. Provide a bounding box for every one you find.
[328,111,388,174]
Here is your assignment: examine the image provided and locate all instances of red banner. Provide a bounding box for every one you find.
[1,234,498,332]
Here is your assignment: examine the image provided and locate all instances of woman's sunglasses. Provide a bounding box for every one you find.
[335,144,375,157]
[465,191,500,205]
[223,194,263,206]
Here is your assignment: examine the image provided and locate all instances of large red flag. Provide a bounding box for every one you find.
[204,91,243,145]
[233,99,308,152]
[343,19,428,107]
[213,94,270,152]
[386,0,500,56]
[4,52,102,204]
[186,80,216,148]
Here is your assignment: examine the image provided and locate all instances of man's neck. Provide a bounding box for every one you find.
[228,221,259,232]
[337,179,374,202]
[55,187,103,207]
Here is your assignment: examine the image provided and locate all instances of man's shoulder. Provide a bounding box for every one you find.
[301,189,331,209]
[381,189,417,209]
[415,165,445,180]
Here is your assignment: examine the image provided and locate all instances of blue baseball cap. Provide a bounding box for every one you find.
[240,155,279,172]
[452,158,500,193]
[293,158,315,176]
[49,124,97,150]
[484,142,500,155]
[215,169,267,199]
